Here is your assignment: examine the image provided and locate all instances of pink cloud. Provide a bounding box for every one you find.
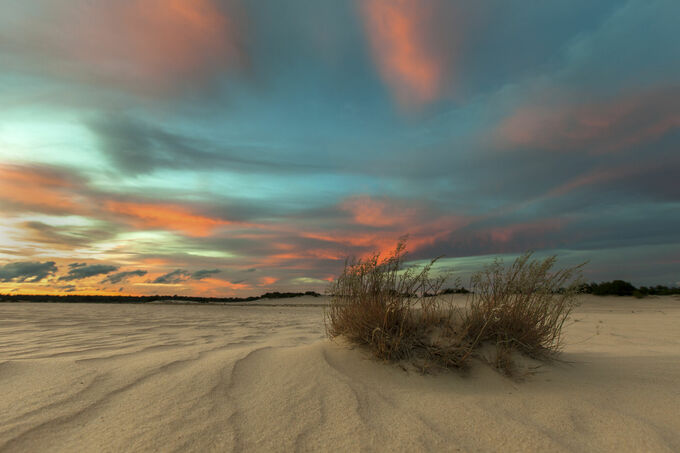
[105,201,237,238]
[497,87,680,153]
[340,195,417,227]
[303,195,469,258]
[0,164,86,214]
[259,276,279,286]
[358,0,458,111]
[10,0,246,94]
[185,277,251,297]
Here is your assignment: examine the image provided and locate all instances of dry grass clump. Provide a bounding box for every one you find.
[326,241,583,375]
[325,239,472,370]
[465,254,583,355]
[464,253,584,374]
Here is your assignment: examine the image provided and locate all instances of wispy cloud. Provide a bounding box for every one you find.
[0,0,248,95]
[340,195,417,228]
[358,0,457,110]
[497,87,680,153]
[20,221,116,250]
[0,164,86,215]
[105,201,236,238]
[151,268,224,285]
[191,269,221,280]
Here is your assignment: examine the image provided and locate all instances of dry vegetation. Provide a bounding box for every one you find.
[325,239,584,374]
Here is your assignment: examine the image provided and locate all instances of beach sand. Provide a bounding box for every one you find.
[1,295,679,452]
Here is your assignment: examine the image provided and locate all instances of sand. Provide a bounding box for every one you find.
[1,295,679,452]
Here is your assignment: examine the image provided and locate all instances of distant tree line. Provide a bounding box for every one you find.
[578,280,680,297]
[429,282,679,298]
[258,291,321,299]
[3,282,677,303]
[439,287,471,295]
[0,291,321,304]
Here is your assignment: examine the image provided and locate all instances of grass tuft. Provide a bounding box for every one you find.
[326,240,584,375]
[325,238,472,369]
[464,252,584,372]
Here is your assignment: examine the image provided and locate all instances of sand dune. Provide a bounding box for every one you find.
[1,295,679,452]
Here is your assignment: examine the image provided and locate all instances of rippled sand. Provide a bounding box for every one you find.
[1,296,679,452]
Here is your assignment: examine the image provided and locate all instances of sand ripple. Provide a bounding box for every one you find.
[1,297,679,452]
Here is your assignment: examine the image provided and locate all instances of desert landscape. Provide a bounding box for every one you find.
[1,294,679,452]
[2,2,680,452]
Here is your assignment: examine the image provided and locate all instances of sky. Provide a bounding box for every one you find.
[1,0,679,296]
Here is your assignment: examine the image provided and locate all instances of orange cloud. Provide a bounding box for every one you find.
[106,201,232,237]
[497,87,680,153]
[327,195,468,256]
[21,0,245,93]
[172,277,251,297]
[359,0,451,110]
[141,258,170,267]
[252,247,347,270]
[304,232,405,259]
[302,215,464,259]
[340,195,416,227]
[259,276,278,286]
[256,252,320,269]
[0,165,84,214]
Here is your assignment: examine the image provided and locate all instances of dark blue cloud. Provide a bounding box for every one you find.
[102,270,148,285]
[152,269,222,284]
[60,264,118,281]
[191,269,221,280]
[152,270,191,284]
[0,261,57,283]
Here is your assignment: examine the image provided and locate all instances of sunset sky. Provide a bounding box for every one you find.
[1,0,679,296]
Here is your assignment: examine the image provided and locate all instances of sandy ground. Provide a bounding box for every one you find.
[1,295,679,452]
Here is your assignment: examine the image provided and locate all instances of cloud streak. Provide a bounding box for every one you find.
[151,269,221,284]
[102,270,148,284]
[191,269,222,280]
[358,0,456,110]
[152,270,191,284]
[497,87,680,154]
[0,165,85,215]
[105,201,236,238]
[60,264,118,281]
[0,261,58,283]
[0,0,247,95]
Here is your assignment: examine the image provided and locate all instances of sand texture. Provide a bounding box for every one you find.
[1,295,679,452]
